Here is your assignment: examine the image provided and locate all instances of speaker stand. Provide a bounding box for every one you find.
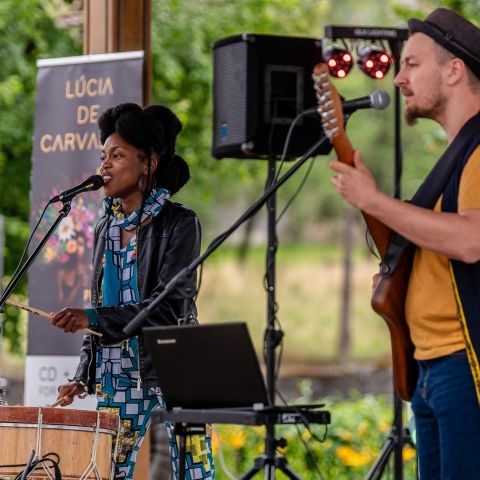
[239,454,302,480]
[239,152,303,479]
[364,391,413,480]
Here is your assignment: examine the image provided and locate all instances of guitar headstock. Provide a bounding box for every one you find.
[311,63,346,142]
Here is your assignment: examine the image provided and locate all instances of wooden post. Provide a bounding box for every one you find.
[83,0,152,105]
[83,4,153,478]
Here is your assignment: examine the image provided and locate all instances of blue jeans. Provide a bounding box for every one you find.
[411,350,480,480]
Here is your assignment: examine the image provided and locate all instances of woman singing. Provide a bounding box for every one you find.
[53,103,214,480]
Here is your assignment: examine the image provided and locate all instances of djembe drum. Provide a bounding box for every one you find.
[0,406,119,479]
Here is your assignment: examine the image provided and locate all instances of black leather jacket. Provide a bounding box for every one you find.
[73,200,201,393]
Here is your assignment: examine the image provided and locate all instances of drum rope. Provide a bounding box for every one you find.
[36,408,56,480]
[80,410,102,480]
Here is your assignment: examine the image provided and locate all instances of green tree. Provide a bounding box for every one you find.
[1,0,479,354]
[150,0,405,231]
[0,0,81,351]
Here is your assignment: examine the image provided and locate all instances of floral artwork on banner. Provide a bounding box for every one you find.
[33,185,103,307]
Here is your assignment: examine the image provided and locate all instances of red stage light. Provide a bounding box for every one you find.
[323,46,354,78]
[357,45,392,79]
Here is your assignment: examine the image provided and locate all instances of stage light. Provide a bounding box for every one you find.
[357,45,392,79]
[323,45,354,79]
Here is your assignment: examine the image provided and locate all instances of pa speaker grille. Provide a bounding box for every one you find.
[212,33,331,160]
[213,41,248,148]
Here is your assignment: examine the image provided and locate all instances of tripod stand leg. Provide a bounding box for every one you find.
[238,456,264,480]
[239,454,303,480]
[275,457,302,480]
[364,436,395,480]
[364,386,415,480]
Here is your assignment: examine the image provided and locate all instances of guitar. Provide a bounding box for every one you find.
[312,63,418,401]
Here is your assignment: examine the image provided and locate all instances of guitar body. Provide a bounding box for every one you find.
[364,216,418,401]
[371,245,418,401]
[312,63,418,401]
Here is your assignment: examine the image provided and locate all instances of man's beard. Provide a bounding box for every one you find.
[403,88,446,126]
[405,107,420,126]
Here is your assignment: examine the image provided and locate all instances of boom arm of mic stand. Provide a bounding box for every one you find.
[123,134,330,336]
[0,202,72,312]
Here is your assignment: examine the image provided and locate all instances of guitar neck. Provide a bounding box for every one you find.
[312,62,391,257]
[334,133,355,167]
[334,135,392,257]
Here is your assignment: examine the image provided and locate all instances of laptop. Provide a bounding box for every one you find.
[143,322,269,410]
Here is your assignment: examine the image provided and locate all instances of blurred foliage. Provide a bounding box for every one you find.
[213,384,417,479]
[0,0,81,352]
[0,0,479,353]
[151,0,410,232]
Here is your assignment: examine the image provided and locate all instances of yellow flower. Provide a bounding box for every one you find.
[218,426,247,449]
[211,429,219,454]
[336,445,371,467]
[230,428,247,449]
[403,446,416,462]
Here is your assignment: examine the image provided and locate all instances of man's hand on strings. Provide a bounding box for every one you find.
[330,149,380,211]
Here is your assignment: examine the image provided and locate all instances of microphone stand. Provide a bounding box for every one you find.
[364,39,414,480]
[0,201,72,312]
[124,134,329,334]
[125,135,330,480]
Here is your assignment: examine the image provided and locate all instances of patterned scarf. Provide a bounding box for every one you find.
[101,188,170,308]
[103,187,171,231]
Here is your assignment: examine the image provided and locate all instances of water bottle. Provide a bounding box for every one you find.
[0,377,8,406]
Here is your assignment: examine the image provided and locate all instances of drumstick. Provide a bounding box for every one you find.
[5,299,102,337]
[47,396,69,408]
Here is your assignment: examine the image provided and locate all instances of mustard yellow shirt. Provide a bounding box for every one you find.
[406,145,480,360]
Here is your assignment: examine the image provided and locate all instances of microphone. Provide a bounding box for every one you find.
[304,90,390,116]
[48,174,104,204]
[342,90,390,113]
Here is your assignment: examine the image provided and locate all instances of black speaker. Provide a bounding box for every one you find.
[212,33,332,160]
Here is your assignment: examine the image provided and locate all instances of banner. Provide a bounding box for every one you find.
[26,51,143,407]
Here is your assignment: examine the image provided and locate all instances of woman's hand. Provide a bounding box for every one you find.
[56,380,87,406]
[51,308,89,333]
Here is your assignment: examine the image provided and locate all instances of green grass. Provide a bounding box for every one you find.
[197,244,391,364]
[2,244,393,376]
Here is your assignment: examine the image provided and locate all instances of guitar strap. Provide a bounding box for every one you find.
[442,132,480,403]
[379,111,480,276]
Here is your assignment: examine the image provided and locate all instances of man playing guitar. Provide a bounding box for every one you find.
[329,8,480,480]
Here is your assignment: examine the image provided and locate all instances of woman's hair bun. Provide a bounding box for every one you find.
[98,103,189,193]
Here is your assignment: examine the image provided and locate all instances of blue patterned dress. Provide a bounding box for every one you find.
[87,189,214,480]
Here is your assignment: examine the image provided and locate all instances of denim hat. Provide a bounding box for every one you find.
[408,8,480,78]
